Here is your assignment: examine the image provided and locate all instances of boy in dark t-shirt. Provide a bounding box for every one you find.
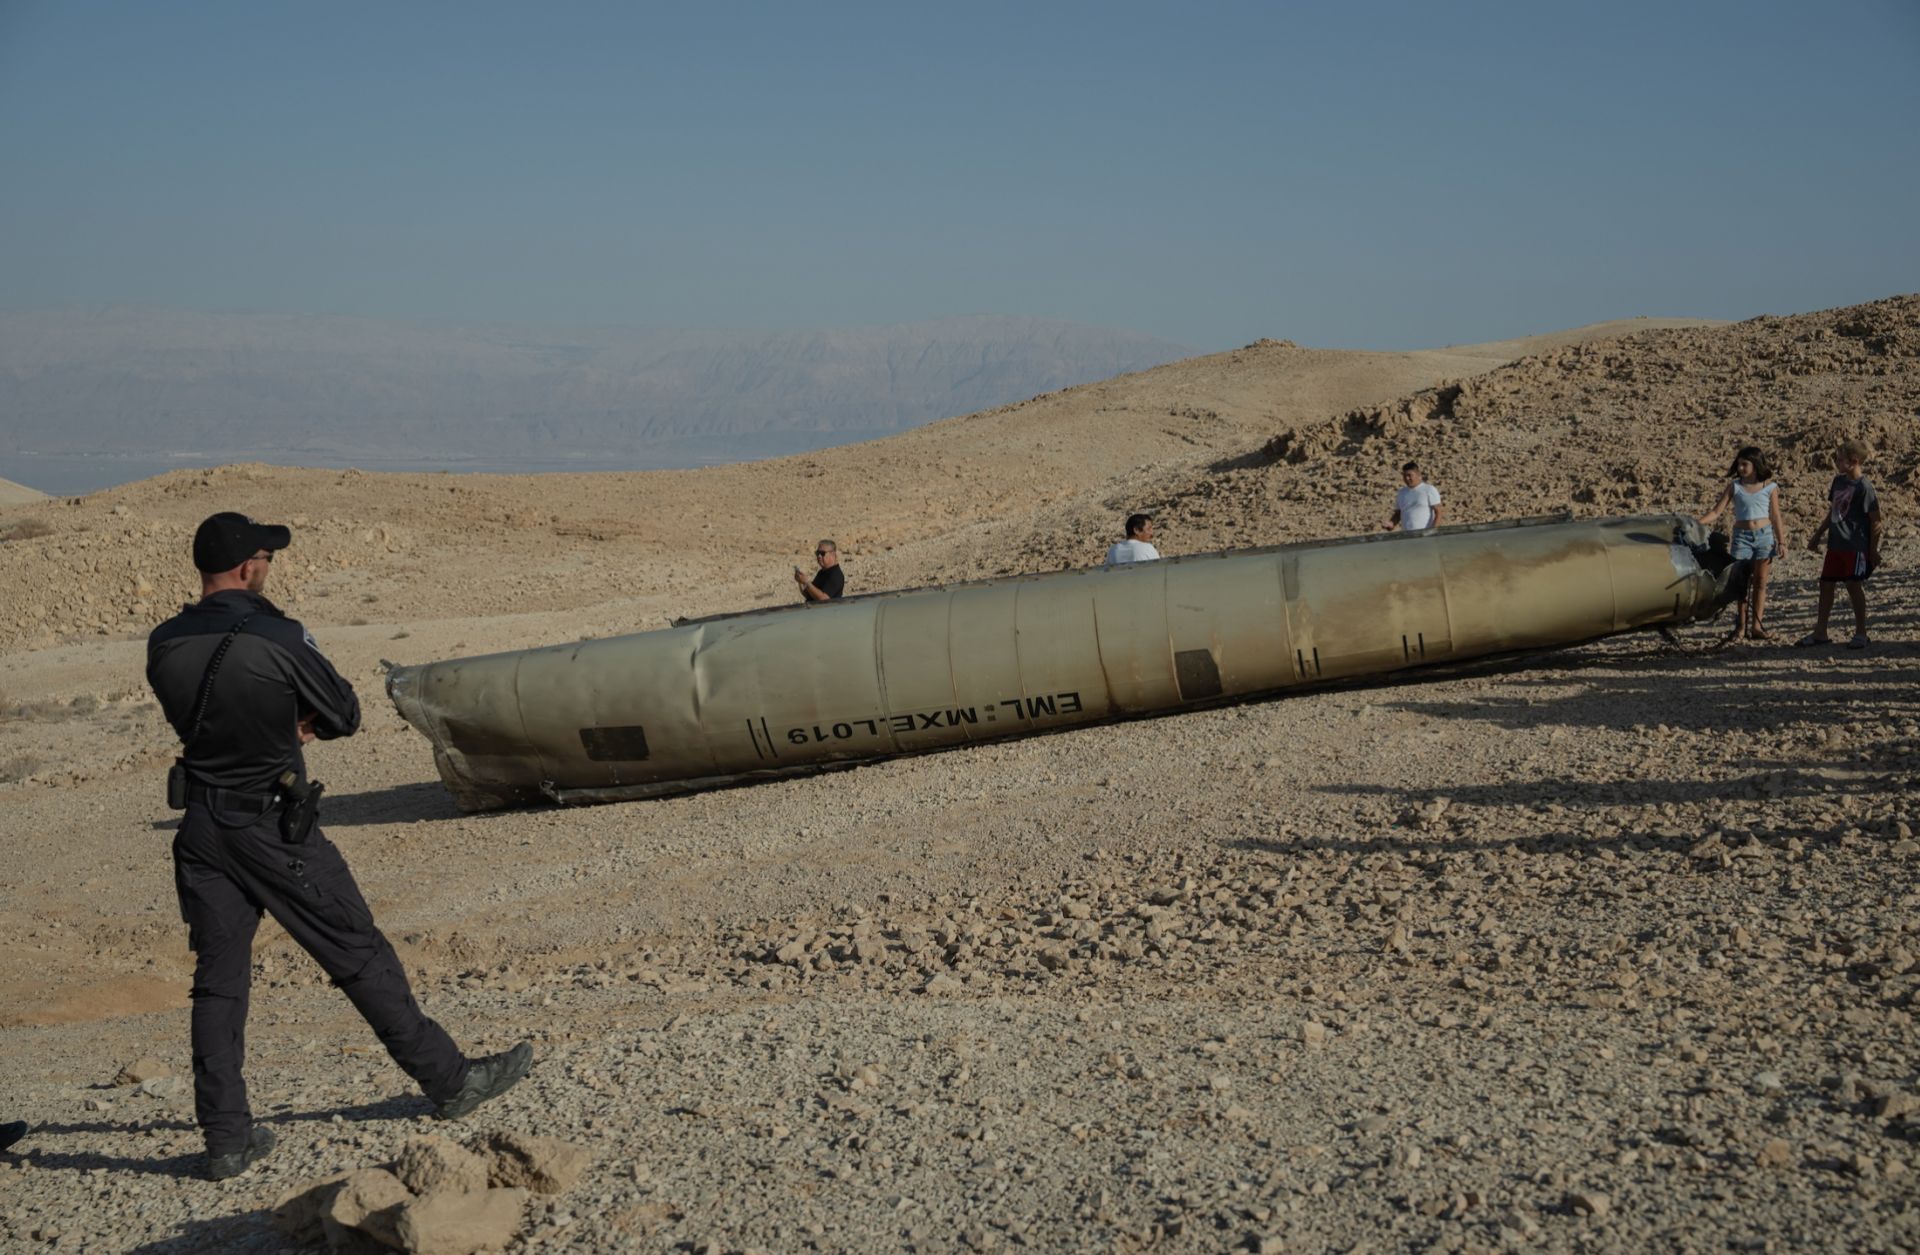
[1798,440,1882,649]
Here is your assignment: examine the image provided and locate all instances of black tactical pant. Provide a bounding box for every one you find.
[172,796,468,1154]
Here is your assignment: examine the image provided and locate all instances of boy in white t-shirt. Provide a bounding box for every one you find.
[1386,462,1444,532]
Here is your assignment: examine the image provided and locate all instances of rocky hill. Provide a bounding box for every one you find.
[948,295,1919,575]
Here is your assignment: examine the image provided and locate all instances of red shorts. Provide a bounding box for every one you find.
[1820,549,1872,582]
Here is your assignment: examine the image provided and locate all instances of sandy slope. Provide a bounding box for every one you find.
[0,304,1914,1253]
[0,475,49,507]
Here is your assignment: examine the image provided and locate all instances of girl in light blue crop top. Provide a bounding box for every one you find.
[1732,478,1776,522]
[1699,445,1786,643]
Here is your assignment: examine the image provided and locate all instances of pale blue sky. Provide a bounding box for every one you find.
[2,0,1915,350]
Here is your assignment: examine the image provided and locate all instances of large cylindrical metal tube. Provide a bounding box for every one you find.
[386,513,1742,811]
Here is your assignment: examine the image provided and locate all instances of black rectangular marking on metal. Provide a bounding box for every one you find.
[1417,632,1426,658]
[1401,635,1410,662]
[580,725,651,762]
[760,717,777,759]
[1311,648,1321,677]
[1174,648,1223,701]
[746,719,765,760]
[443,717,526,758]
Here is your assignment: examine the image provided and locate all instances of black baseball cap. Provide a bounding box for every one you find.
[193,512,292,573]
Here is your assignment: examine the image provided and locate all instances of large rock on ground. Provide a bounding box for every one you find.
[394,1187,528,1255]
[323,1167,411,1249]
[272,1172,354,1245]
[392,1135,490,1197]
[115,1057,171,1085]
[481,1131,591,1195]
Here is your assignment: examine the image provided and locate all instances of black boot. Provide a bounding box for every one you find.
[434,1042,534,1120]
[207,1125,276,1180]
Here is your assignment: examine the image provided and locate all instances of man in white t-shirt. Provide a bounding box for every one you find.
[1386,462,1444,532]
[1105,513,1161,565]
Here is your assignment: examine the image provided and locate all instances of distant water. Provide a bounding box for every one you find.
[0,432,886,497]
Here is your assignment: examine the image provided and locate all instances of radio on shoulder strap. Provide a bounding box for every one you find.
[166,615,255,810]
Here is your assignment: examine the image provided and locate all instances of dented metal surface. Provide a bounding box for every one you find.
[386,514,1745,811]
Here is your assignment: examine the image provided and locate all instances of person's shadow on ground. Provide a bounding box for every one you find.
[19,1092,428,1179]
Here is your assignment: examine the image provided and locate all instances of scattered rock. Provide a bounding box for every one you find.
[135,1075,186,1100]
[1565,1190,1610,1219]
[1873,1092,1920,1121]
[482,1131,592,1195]
[115,1057,171,1086]
[395,1187,529,1255]
[324,1168,411,1249]
[393,1135,491,1197]
[272,1173,354,1244]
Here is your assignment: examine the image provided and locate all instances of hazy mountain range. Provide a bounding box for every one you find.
[0,308,1194,467]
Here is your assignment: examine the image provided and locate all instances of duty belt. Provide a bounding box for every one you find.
[185,780,282,813]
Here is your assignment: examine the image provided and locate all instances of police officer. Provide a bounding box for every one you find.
[148,512,533,1180]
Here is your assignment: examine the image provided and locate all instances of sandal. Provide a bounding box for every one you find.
[1847,633,1869,650]
[1748,625,1775,641]
[1794,632,1832,647]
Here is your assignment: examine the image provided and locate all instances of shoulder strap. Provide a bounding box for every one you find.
[181,614,256,749]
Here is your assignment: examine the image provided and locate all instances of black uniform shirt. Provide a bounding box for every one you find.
[147,589,361,794]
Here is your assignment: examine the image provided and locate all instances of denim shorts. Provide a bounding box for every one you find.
[1731,527,1775,560]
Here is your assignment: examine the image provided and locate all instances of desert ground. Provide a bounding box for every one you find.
[0,299,1915,1253]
